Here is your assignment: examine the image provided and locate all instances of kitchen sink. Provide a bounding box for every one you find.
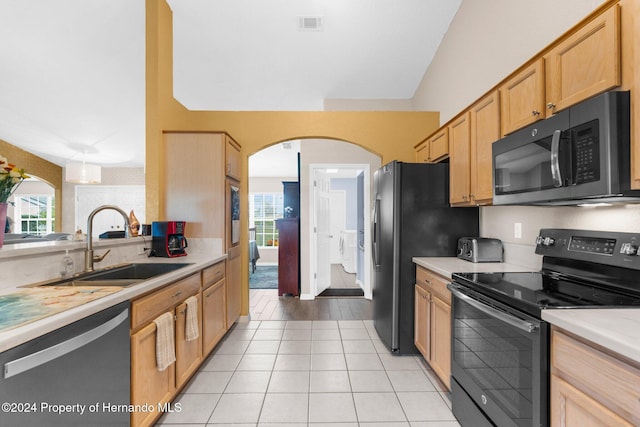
[81,263,193,281]
[24,263,194,288]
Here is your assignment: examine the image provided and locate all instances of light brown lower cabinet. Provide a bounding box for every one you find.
[202,278,226,356]
[175,294,202,388]
[550,328,640,426]
[130,271,218,427]
[414,266,452,390]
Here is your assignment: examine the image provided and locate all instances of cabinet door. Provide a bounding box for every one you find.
[545,5,620,115]
[131,322,175,427]
[429,128,449,162]
[551,374,634,427]
[470,91,500,205]
[203,279,227,356]
[175,295,202,389]
[163,132,225,239]
[414,285,431,360]
[225,135,242,181]
[430,295,451,390]
[415,139,429,163]
[226,244,242,326]
[449,112,472,205]
[500,59,545,135]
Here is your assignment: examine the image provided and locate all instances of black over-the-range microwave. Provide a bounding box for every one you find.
[492,90,640,205]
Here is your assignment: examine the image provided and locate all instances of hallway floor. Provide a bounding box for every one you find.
[155,319,460,426]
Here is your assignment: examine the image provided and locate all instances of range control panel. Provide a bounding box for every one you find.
[535,228,640,269]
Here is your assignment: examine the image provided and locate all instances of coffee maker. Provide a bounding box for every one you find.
[151,221,188,257]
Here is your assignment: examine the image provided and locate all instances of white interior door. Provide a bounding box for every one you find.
[314,170,332,296]
[329,190,346,265]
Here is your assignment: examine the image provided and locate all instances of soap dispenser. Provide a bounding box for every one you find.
[60,250,74,278]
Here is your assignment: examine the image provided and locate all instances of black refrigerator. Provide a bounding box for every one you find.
[372,161,478,354]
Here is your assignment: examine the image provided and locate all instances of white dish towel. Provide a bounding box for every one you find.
[185,295,199,341]
[153,312,176,371]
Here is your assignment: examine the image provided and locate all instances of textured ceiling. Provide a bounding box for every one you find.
[0,0,460,168]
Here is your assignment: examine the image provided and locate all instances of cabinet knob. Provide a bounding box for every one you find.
[547,102,556,110]
[532,110,540,116]
[173,291,183,299]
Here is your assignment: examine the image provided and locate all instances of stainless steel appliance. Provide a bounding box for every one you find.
[229,182,240,246]
[457,237,503,263]
[0,302,130,426]
[151,220,188,257]
[372,161,479,354]
[448,229,640,427]
[492,91,640,205]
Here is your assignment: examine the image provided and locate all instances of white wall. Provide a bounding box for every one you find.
[410,0,640,268]
[62,167,145,233]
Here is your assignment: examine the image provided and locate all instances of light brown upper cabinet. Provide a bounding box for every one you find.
[545,5,621,116]
[415,128,449,163]
[449,112,472,205]
[470,91,500,205]
[225,135,241,181]
[501,5,620,136]
[500,59,546,136]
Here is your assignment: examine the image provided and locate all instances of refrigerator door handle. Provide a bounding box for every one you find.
[372,197,381,271]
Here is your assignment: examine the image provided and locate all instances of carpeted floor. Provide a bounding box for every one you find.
[249,265,278,289]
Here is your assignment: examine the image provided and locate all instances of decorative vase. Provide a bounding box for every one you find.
[129,210,140,237]
[0,202,7,248]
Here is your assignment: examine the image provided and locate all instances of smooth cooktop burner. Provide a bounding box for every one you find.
[453,271,640,317]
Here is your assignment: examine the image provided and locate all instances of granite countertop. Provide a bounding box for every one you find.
[412,256,537,278]
[542,309,640,365]
[0,250,227,353]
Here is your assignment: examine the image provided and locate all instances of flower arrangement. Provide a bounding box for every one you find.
[0,154,29,203]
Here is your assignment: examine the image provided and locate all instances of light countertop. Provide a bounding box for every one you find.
[0,249,226,353]
[412,256,537,278]
[542,309,640,365]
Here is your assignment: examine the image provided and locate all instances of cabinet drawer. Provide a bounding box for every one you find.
[131,273,201,330]
[415,267,451,304]
[202,261,225,289]
[552,329,640,421]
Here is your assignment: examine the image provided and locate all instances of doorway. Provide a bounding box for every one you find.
[310,164,371,300]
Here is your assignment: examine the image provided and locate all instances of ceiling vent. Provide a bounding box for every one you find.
[298,16,324,32]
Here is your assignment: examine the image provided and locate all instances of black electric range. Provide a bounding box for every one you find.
[448,228,640,427]
[453,229,640,317]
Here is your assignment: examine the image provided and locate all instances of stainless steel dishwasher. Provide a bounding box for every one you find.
[0,301,130,426]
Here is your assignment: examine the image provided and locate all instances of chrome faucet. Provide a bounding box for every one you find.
[84,205,131,272]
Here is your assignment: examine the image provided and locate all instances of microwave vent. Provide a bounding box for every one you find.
[298,16,323,31]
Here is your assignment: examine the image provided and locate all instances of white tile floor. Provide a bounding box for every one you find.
[156,320,461,427]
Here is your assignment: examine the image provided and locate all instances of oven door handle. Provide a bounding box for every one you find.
[448,285,539,333]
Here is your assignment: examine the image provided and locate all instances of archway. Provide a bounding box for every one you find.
[248,138,381,304]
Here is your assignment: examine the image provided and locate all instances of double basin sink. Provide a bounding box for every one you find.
[24,262,194,288]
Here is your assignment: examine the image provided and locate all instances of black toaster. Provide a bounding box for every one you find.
[457,237,503,263]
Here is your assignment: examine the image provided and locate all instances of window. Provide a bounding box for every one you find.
[249,193,284,247]
[14,195,55,236]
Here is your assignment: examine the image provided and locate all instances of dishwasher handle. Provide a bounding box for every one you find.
[4,308,129,379]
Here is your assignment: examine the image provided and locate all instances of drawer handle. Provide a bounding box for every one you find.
[173,291,183,298]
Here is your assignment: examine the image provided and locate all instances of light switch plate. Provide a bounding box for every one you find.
[514,222,522,239]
